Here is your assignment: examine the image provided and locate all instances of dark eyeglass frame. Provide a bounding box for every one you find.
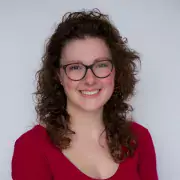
[60,59,114,81]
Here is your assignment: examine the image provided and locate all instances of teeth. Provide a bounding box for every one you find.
[81,90,99,95]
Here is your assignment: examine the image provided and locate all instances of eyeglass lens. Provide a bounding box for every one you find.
[65,60,113,81]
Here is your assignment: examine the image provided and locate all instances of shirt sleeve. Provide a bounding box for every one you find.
[138,128,158,180]
[11,137,53,180]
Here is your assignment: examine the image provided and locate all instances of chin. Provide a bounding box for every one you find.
[67,90,113,113]
[81,106,102,112]
[77,101,105,113]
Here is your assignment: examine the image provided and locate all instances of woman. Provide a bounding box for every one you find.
[12,9,158,180]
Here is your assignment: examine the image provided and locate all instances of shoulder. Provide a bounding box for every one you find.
[130,121,150,137]
[14,125,50,153]
[12,125,54,179]
[129,123,158,179]
[130,121,156,152]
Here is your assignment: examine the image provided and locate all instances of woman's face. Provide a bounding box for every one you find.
[59,37,115,112]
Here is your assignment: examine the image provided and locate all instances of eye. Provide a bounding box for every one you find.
[95,61,110,68]
[68,64,83,71]
[98,63,108,67]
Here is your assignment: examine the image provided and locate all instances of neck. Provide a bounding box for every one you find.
[67,105,105,140]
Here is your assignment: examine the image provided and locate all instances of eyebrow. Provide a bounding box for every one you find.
[63,57,112,64]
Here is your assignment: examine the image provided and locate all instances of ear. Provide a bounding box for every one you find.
[56,70,63,86]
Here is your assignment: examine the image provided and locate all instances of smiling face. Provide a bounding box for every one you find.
[59,37,115,113]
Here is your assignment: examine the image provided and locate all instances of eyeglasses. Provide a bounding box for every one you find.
[60,59,113,81]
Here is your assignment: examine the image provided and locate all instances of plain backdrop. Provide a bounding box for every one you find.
[0,0,180,179]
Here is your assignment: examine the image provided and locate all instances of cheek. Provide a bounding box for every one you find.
[60,70,76,92]
[63,77,78,93]
[101,71,115,88]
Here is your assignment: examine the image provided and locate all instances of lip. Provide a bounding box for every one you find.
[79,88,101,91]
[79,89,102,98]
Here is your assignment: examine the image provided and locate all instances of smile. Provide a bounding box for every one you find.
[80,89,101,95]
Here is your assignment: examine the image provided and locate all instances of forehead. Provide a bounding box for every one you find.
[61,37,111,65]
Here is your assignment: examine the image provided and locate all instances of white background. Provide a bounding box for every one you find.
[0,0,180,179]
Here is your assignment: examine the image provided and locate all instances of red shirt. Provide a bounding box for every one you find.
[11,122,158,180]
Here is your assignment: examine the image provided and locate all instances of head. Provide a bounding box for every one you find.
[59,37,115,113]
[35,9,140,162]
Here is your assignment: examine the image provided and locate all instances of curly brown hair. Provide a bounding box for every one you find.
[34,8,140,163]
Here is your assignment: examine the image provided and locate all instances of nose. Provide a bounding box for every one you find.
[84,69,96,85]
